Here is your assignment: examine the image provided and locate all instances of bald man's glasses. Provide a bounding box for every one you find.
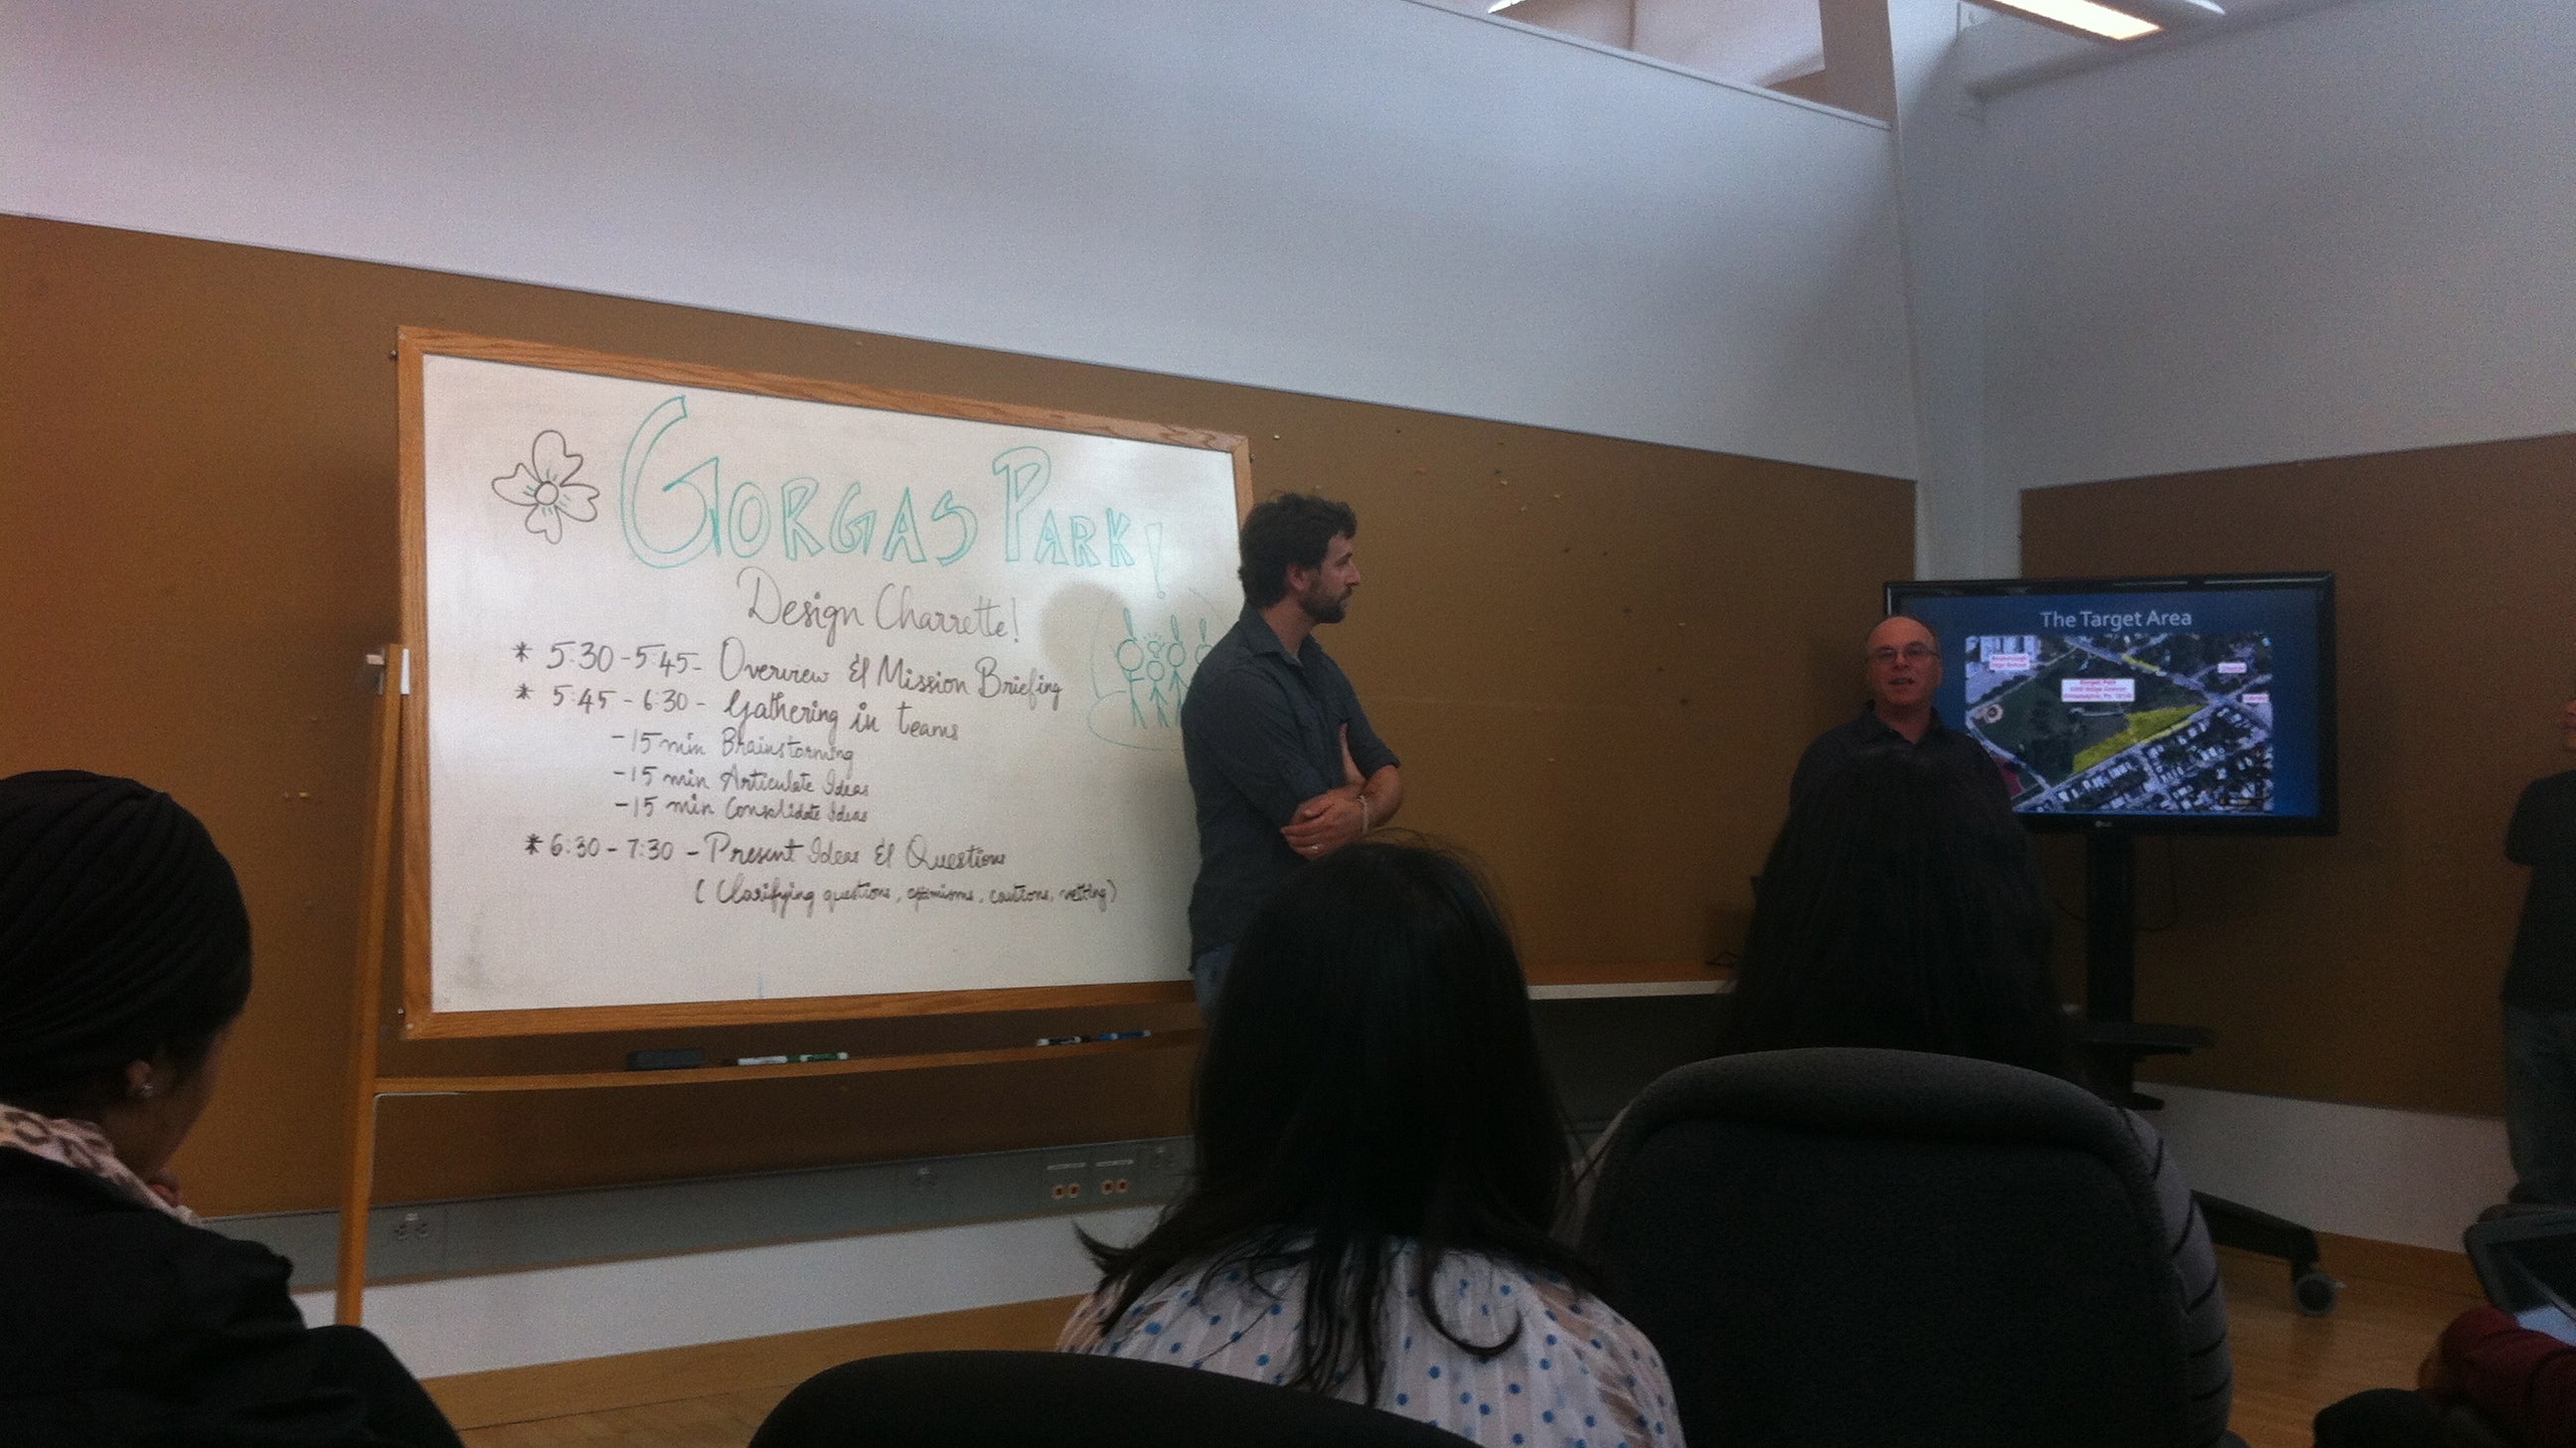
[1868,644,1937,665]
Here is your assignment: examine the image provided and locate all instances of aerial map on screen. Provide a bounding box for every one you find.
[1962,631,2275,814]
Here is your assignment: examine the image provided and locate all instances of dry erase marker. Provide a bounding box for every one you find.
[1088,1030,1152,1042]
[732,1054,790,1066]
[791,1051,850,1063]
[1035,1035,1083,1046]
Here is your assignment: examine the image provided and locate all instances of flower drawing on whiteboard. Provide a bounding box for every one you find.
[490,430,597,544]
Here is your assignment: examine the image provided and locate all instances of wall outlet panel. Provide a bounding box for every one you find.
[215,1136,1194,1289]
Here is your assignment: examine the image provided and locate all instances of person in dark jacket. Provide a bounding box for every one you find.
[2503,695,2576,1207]
[1790,613,2013,814]
[0,768,462,1447]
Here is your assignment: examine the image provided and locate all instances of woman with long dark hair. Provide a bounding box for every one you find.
[0,770,462,1447]
[1724,747,2068,1073]
[1060,840,1681,1445]
[1722,750,2232,1447]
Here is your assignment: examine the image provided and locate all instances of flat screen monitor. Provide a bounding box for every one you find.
[1883,573,2337,834]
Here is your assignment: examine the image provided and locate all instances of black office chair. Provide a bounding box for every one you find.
[1575,1046,2242,1448]
[746,1349,1471,1447]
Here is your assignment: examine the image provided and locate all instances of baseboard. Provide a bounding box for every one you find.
[423,1293,1084,1430]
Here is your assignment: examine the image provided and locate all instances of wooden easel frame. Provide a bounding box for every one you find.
[342,335,1253,1322]
[332,650,1195,1323]
[336,644,408,1324]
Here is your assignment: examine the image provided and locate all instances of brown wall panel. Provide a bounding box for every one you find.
[0,217,1911,1213]
[2024,438,2576,1116]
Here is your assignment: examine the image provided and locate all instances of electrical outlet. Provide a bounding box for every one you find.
[1088,1154,1138,1199]
[1042,1158,1091,1206]
[1140,1140,1189,1197]
[880,1160,952,1229]
[370,1205,447,1278]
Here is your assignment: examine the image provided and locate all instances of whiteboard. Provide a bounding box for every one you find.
[397,332,1247,1036]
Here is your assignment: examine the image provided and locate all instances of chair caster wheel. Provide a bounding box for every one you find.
[2294,1270,2340,1316]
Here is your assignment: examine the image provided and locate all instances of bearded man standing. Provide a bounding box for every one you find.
[1180,494,1403,1014]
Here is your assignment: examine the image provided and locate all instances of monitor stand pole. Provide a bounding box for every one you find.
[2079,828,2340,1315]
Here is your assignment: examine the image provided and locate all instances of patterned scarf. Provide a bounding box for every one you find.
[0,1102,198,1224]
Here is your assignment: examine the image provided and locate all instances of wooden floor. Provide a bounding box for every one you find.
[446,1241,2484,1448]
[462,1387,788,1448]
[2220,1240,2483,1448]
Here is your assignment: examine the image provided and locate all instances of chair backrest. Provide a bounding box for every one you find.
[748,1349,1471,1448]
[1576,1046,2193,1448]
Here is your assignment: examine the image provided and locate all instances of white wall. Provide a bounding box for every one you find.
[0,0,1920,479]
[2151,1086,2511,1253]
[1973,0,2576,494]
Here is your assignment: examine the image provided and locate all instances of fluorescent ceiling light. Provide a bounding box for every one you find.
[1987,0,2163,39]
[1487,0,1527,10]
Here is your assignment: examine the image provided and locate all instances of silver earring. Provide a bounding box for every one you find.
[132,1082,156,1100]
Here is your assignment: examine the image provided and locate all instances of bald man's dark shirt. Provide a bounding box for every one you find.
[1792,704,2014,813]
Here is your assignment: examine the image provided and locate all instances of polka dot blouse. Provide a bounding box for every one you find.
[1059,1243,1684,1447]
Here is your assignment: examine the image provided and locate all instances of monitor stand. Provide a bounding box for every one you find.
[2079,828,2341,1315]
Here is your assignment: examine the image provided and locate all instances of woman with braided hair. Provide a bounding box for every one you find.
[0,769,461,1447]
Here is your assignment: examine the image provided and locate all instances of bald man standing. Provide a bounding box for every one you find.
[1791,614,2013,812]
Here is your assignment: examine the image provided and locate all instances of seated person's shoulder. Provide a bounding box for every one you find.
[0,1152,303,1393]
[1433,1252,1662,1370]
[1517,1265,1657,1350]
[1447,1255,1677,1438]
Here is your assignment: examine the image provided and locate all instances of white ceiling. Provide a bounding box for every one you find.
[1427,0,1828,89]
